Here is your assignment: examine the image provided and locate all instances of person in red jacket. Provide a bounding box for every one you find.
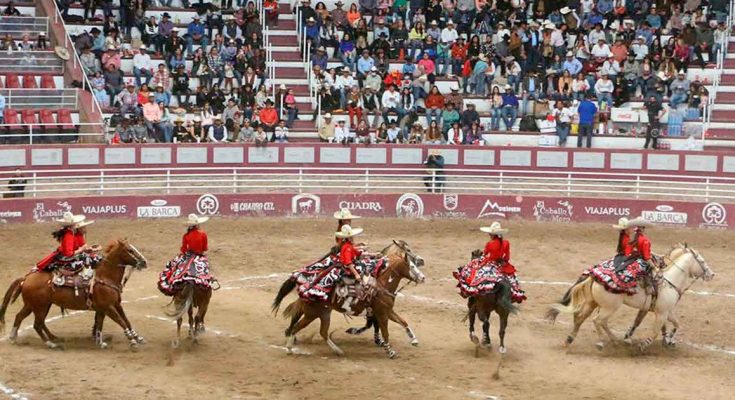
[335,224,365,313]
[158,214,216,296]
[627,217,656,294]
[480,222,526,302]
[36,212,89,272]
[259,99,279,136]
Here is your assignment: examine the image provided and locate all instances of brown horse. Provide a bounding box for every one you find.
[272,240,425,358]
[0,239,148,349]
[465,249,518,354]
[165,281,212,348]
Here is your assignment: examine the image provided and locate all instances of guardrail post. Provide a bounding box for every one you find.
[32,172,37,198]
[364,170,369,193]
[29,126,33,145]
[705,178,710,202]
[99,170,104,195]
[298,169,303,193]
[166,170,171,194]
[499,172,503,195]
[232,169,238,193]
[566,173,571,197]
[431,170,436,193]
[635,175,640,200]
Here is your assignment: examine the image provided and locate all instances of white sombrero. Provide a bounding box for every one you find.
[333,208,361,220]
[56,212,85,226]
[627,217,653,228]
[74,219,95,229]
[185,213,209,226]
[612,217,629,230]
[480,221,508,235]
[335,224,363,238]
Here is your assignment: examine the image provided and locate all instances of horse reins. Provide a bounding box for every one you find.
[662,249,708,300]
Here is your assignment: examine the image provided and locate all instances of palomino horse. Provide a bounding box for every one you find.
[465,249,518,354]
[548,246,714,351]
[166,282,212,348]
[0,239,148,349]
[272,240,425,358]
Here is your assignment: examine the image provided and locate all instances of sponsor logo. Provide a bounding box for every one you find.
[0,210,22,218]
[583,206,631,217]
[477,200,522,219]
[230,202,276,213]
[533,200,573,222]
[700,202,727,229]
[338,200,384,212]
[137,199,181,218]
[81,205,128,215]
[396,193,424,218]
[642,204,688,225]
[292,193,320,215]
[33,201,72,222]
[443,194,458,211]
[196,194,220,215]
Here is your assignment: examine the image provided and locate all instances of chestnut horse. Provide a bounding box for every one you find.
[465,249,519,354]
[165,281,212,348]
[272,240,425,358]
[0,239,148,349]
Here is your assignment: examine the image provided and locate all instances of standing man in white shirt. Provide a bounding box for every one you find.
[334,119,352,143]
[381,84,403,125]
[552,100,574,146]
[133,45,153,87]
[336,69,356,109]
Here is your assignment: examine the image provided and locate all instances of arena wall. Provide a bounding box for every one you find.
[0,193,731,230]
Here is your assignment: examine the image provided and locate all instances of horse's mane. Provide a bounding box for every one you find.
[103,239,124,256]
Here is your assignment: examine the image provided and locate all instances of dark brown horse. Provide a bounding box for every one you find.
[272,240,425,358]
[0,239,148,349]
[166,281,212,348]
[465,249,518,354]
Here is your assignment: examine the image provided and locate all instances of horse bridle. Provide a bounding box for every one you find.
[663,248,710,299]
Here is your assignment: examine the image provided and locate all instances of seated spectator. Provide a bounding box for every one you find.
[318,113,335,142]
[669,71,690,107]
[274,120,289,143]
[259,99,279,135]
[501,86,519,131]
[446,121,463,145]
[355,120,373,144]
[207,115,228,143]
[238,119,255,143]
[253,125,268,146]
[386,122,402,143]
[334,119,353,144]
[464,122,483,145]
[142,95,163,142]
[173,119,196,143]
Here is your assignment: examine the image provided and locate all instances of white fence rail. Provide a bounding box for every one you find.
[2,167,735,202]
[0,88,78,109]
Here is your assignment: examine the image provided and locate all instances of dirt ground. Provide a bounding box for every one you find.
[0,218,733,400]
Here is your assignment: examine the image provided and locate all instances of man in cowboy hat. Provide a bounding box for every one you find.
[669,70,690,107]
[185,15,209,57]
[207,115,228,143]
[332,0,348,28]
[133,45,153,87]
[424,149,445,192]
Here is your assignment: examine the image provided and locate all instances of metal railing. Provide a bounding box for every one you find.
[0,50,64,73]
[704,0,735,146]
[52,2,103,117]
[0,122,106,145]
[258,0,276,99]
[0,16,49,36]
[0,88,78,109]
[2,167,735,202]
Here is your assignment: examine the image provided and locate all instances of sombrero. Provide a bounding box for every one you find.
[56,212,85,226]
[480,221,508,235]
[74,219,95,228]
[185,213,209,226]
[335,224,363,238]
[612,217,629,230]
[54,46,70,61]
[627,217,653,228]
[333,208,361,220]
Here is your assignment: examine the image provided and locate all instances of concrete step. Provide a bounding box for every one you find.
[709,109,735,122]
[275,67,308,79]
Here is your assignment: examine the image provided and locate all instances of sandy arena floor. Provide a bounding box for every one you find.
[0,218,733,400]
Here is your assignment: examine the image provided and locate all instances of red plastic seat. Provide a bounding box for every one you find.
[5,73,20,89]
[39,109,55,125]
[40,74,55,89]
[20,109,39,130]
[22,74,37,89]
[57,108,75,130]
[4,109,20,129]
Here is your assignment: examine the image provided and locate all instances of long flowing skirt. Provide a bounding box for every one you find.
[453,258,526,303]
[294,256,386,302]
[158,252,213,296]
[586,256,650,295]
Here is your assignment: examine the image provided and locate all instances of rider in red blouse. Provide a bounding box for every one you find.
[58,229,76,258]
[339,236,363,282]
[181,227,208,255]
[484,236,515,275]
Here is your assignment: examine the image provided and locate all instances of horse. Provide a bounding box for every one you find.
[165,281,212,348]
[547,246,714,351]
[0,239,148,349]
[465,249,519,354]
[272,240,425,358]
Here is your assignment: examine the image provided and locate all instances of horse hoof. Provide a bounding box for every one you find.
[135,336,146,345]
[171,339,180,349]
[595,342,605,351]
[482,338,491,348]
[623,337,633,345]
[387,350,397,359]
[470,334,479,345]
[130,342,139,352]
[45,341,60,350]
[99,341,109,350]
[345,328,359,335]
[498,346,506,354]
[410,338,419,347]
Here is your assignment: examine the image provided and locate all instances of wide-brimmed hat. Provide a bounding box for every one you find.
[450,83,460,91]
[480,222,508,235]
[56,212,85,226]
[185,213,209,226]
[54,46,70,60]
[335,224,363,238]
[307,17,316,23]
[628,217,653,228]
[74,219,95,229]
[333,208,361,220]
[324,112,332,118]
[560,6,571,14]
[612,217,629,230]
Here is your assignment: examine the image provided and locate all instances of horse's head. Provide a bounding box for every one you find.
[105,238,148,271]
[384,239,425,284]
[681,247,715,282]
[470,249,483,260]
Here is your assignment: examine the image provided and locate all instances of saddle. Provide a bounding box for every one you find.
[52,268,94,297]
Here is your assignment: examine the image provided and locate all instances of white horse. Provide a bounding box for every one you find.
[549,246,715,351]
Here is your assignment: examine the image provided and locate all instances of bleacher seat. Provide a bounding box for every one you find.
[40,74,55,89]
[20,109,38,130]
[5,73,20,89]
[3,109,21,143]
[39,109,55,126]
[22,74,37,89]
[57,108,75,130]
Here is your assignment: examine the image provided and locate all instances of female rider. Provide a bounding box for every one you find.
[37,212,89,272]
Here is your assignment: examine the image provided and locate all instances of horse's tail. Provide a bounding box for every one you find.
[165,282,194,320]
[0,278,24,333]
[272,276,297,315]
[545,274,588,322]
[548,277,594,320]
[282,298,305,320]
[496,281,519,315]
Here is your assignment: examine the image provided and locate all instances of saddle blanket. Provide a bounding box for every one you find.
[453,258,526,303]
[586,256,649,295]
[158,252,213,296]
[294,256,386,302]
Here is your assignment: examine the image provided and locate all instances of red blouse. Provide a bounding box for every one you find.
[620,232,633,256]
[57,229,75,257]
[340,241,361,266]
[181,228,208,255]
[483,237,515,275]
[632,231,652,260]
[74,232,86,250]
